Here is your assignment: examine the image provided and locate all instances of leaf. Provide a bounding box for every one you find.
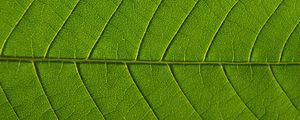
[0,0,300,120]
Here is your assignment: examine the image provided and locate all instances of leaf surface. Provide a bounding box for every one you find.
[1,0,300,119]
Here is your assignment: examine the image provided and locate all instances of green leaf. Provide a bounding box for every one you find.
[0,0,300,120]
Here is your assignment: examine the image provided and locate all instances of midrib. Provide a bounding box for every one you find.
[0,56,298,65]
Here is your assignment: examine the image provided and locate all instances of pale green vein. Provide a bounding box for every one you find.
[279,20,300,61]
[125,64,159,119]
[220,65,259,119]
[202,0,239,61]
[32,61,59,119]
[167,64,203,119]
[0,0,35,56]
[160,0,199,61]
[135,0,163,60]
[0,83,19,119]
[86,0,124,59]
[248,0,284,62]
[44,0,81,58]
[74,62,106,119]
[268,65,300,113]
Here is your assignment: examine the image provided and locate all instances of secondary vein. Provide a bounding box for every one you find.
[220,65,259,119]
[32,61,59,119]
[125,64,159,119]
[0,0,36,56]
[167,64,203,119]
[74,62,106,119]
[44,0,81,58]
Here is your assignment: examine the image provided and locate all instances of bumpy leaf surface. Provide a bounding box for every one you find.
[0,0,300,119]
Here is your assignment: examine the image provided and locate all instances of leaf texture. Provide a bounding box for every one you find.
[1,0,300,120]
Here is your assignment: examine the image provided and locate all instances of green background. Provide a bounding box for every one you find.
[0,0,300,119]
